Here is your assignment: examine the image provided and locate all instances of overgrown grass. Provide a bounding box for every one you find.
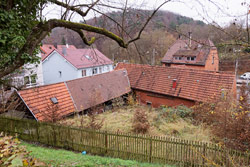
[23,142,173,167]
[61,105,212,142]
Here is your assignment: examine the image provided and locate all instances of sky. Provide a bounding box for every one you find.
[43,0,249,26]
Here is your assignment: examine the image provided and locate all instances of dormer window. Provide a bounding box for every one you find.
[187,56,196,61]
[174,56,182,60]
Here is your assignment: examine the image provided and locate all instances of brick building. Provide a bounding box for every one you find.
[115,63,236,108]
[161,39,219,71]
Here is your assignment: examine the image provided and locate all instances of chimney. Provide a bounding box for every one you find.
[53,42,57,49]
[66,43,69,48]
[188,31,192,48]
[172,79,177,89]
[62,46,67,56]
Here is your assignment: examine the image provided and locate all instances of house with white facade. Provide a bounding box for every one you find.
[41,44,113,85]
[11,53,44,88]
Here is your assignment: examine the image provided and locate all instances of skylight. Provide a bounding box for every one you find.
[50,97,58,104]
[85,55,91,60]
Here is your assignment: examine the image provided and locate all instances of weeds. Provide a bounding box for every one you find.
[132,108,150,134]
[192,89,250,151]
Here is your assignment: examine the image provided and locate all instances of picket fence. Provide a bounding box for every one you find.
[0,116,249,167]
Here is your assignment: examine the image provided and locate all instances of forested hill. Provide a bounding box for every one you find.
[86,8,205,35]
[43,9,206,49]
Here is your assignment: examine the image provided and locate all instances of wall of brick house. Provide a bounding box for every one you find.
[134,89,195,108]
[204,48,219,71]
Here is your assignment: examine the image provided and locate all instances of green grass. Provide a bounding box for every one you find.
[23,142,174,167]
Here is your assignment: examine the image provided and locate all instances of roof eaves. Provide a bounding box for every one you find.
[15,89,38,121]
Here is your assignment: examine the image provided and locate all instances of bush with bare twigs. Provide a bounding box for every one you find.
[86,111,104,130]
[192,87,250,151]
[132,108,150,134]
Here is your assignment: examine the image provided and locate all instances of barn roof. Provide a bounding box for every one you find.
[18,82,75,121]
[17,69,131,121]
[115,63,236,103]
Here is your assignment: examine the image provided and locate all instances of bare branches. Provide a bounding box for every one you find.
[127,0,171,44]
[49,0,90,17]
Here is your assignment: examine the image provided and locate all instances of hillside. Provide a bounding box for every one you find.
[43,9,207,64]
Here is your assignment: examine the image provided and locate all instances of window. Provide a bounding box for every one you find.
[212,56,214,64]
[107,66,110,71]
[50,97,58,104]
[85,55,92,60]
[82,69,86,77]
[30,74,37,84]
[146,101,152,107]
[24,76,29,85]
[99,67,102,73]
[175,56,182,60]
[92,68,97,75]
[24,75,37,86]
[58,71,62,77]
[187,57,196,61]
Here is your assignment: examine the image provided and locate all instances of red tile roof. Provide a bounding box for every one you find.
[17,69,131,121]
[65,69,131,111]
[57,45,76,50]
[161,39,216,66]
[57,48,113,69]
[40,44,56,61]
[18,82,75,121]
[115,63,236,102]
[40,44,113,69]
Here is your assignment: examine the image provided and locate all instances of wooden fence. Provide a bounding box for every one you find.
[0,116,249,167]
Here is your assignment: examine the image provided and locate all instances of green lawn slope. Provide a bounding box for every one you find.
[23,142,174,167]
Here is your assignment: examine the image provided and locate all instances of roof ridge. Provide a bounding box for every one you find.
[117,63,234,76]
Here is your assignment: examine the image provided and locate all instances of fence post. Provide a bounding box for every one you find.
[149,136,153,163]
[202,143,207,166]
[105,131,108,155]
[36,122,39,142]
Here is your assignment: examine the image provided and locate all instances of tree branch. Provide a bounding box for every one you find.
[127,0,171,44]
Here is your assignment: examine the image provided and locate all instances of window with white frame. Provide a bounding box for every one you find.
[99,67,102,73]
[82,69,86,77]
[92,68,97,75]
[24,74,37,86]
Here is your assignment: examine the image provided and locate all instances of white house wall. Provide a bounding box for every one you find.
[77,64,114,78]
[43,52,79,84]
[11,53,44,88]
[43,51,114,84]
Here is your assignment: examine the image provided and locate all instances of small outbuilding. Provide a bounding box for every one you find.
[6,69,131,121]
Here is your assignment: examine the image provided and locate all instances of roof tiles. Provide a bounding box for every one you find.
[17,69,131,121]
[161,39,216,65]
[115,63,236,102]
[18,82,75,121]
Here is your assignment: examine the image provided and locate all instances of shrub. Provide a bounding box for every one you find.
[192,91,250,151]
[132,109,150,134]
[176,105,193,118]
[155,105,192,123]
[0,133,44,166]
[127,93,137,106]
[86,111,104,130]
